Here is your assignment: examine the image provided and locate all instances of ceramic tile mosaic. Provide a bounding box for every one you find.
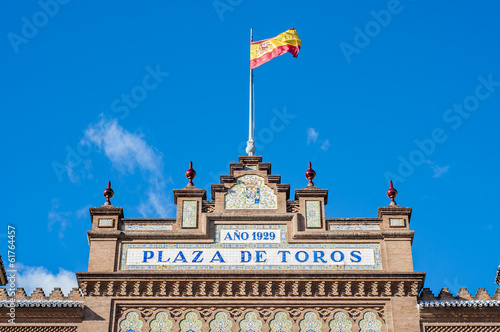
[329,311,353,332]
[225,175,277,209]
[150,312,173,332]
[209,312,232,332]
[180,312,202,332]
[329,224,380,231]
[122,224,173,231]
[98,218,113,227]
[240,312,262,332]
[119,309,381,332]
[270,312,292,332]
[359,312,382,332]
[119,311,143,332]
[182,200,197,228]
[389,218,405,226]
[299,312,322,332]
[120,224,382,271]
[305,200,321,228]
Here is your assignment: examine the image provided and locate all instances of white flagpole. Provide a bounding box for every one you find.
[246,28,256,156]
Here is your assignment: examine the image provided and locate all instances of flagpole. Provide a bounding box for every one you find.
[246,28,256,156]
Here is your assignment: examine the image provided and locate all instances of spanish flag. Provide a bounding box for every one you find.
[250,28,302,69]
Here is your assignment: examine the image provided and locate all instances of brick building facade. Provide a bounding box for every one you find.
[1,156,499,331]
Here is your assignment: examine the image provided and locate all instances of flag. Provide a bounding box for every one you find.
[250,28,302,69]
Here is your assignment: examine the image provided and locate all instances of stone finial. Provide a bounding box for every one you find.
[31,287,46,300]
[305,161,316,186]
[103,181,114,205]
[185,161,196,187]
[49,288,65,300]
[387,180,398,206]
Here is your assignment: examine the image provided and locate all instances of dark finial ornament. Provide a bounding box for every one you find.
[387,180,398,206]
[305,161,316,187]
[185,161,196,186]
[103,181,114,205]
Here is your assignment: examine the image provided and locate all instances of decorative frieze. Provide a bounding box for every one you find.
[78,278,423,298]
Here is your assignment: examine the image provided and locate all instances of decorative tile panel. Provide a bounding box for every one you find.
[239,311,262,332]
[305,201,321,228]
[389,218,405,227]
[122,224,173,231]
[359,312,382,332]
[329,311,352,332]
[119,311,143,332]
[150,312,173,332]
[269,312,292,332]
[180,311,203,332]
[120,224,382,271]
[182,200,198,228]
[225,175,277,209]
[329,225,380,231]
[299,311,322,332]
[98,218,113,227]
[209,312,232,332]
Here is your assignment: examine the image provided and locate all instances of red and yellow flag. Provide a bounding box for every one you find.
[250,28,302,69]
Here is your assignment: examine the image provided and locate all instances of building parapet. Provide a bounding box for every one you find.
[0,287,83,302]
[419,287,500,302]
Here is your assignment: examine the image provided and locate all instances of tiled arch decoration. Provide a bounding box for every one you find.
[116,307,384,332]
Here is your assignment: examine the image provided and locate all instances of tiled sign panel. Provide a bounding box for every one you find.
[120,225,381,271]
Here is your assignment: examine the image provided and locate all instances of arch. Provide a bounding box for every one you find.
[209,311,233,332]
[180,311,203,332]
[358,311,382,332]
[329,311,353,332]
[119,311,143,332]
[239,311,263,332]
[150,311,173,332]
[269,311,293,332]
[299,311,323,332]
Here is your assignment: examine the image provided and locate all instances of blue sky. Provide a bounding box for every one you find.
[1,1,499,296]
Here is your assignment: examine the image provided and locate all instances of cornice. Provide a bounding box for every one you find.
[76,272,425,298]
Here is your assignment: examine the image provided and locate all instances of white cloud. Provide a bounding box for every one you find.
[84,117,162,174]
[321,139,330,151]
[84,117,173,217]
[16,264,78,296]
[307,128,319,144]
[425,160,450,178]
